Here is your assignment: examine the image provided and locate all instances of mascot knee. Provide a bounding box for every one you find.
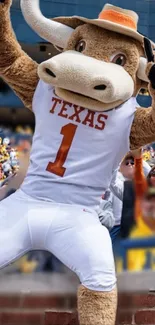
[80,269,117,293]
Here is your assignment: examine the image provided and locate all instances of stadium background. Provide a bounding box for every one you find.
[1,0,155,274]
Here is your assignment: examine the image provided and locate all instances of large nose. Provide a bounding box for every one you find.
[44,68,56,78]
[94,84,107,90]
[39,59,111,97]
[45,66,107,91]
[38,51,134,103]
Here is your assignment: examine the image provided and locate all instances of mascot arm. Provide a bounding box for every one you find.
[130,38,155,150]
[130,104,155,150]
[0,0,39,110]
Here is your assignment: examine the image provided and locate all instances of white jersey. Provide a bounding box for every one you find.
[21,80,137,208]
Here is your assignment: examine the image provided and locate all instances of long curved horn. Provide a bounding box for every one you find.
[20,0,74,48]
[137,57,149,82]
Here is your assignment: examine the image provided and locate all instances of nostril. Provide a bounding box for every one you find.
[45,68,56,78]
[94,84,107,90]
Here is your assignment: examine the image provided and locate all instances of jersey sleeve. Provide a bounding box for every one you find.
[110,169,124,201]
[97,200,115,230]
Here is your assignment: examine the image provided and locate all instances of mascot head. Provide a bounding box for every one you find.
[21,1,153,111]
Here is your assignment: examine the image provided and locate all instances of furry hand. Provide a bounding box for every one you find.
[0,0,12,10]
[144,37,155,89]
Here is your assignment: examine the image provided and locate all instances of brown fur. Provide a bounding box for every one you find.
[0,1,155,147]
[0,2,38,110]
[65,24,144,96]
[78,285,117,325]
[0,3,153,324]
[130,107,155,150]
[64,25,155,149]
[130,62,155,149]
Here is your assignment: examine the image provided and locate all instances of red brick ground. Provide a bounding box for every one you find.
[45,311,78,325]
[116,291,155,325]
[0,273,155,325]
[0,291,155,324]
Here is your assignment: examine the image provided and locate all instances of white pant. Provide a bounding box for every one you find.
[0,189,116,291]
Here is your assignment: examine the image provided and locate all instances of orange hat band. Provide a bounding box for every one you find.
[99,9,137,30]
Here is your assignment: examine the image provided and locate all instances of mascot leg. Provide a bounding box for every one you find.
[78,285,117,325]
[45,205,117,325]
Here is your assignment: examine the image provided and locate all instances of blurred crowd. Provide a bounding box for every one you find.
[0,125,155,274]
[0,124,32,153]
[0,137,19,185]
[107,148,155,272]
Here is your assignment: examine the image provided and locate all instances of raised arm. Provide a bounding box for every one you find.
[130,38,155,150]
[130,104,155,150]
[0,0,39,110]
[132,149,148,198]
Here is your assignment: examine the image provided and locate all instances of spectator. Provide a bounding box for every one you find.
[110,151,151,238]
[98,153,150,243]
[98,186,123,244]
[141,188,155,230]
[147,166,155,187]
[126,151,155,271]
[134,150,155,232]
[111,153,151,201]
[97,191,115,231]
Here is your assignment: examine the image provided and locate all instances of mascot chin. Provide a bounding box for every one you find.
[0,1,155,324]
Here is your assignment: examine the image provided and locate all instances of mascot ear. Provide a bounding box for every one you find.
[137,57,149,82]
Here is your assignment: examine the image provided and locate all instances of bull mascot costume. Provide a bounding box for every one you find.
[0,0,155,324]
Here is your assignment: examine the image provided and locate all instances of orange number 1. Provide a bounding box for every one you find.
[46,123,77,177]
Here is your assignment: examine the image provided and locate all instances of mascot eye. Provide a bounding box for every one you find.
[111,54,126,66]
[75,40,86,53]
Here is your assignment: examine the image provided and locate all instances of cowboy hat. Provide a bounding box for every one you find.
[53,3,148,45]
